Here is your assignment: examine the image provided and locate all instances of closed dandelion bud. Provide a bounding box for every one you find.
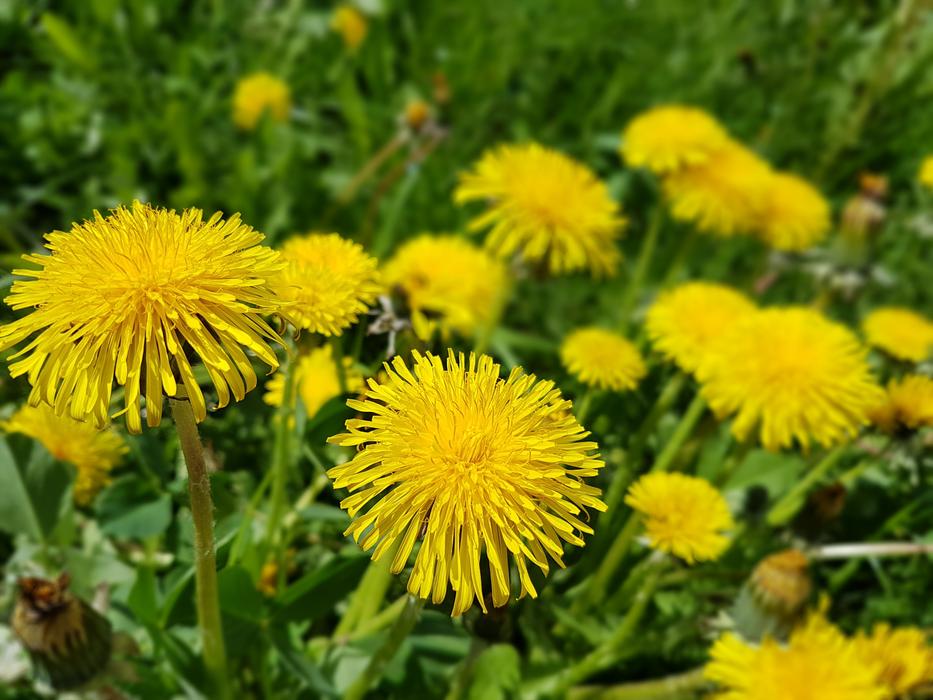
[12,573,112,691]
[750,549,812,615]
[402,100,431,133]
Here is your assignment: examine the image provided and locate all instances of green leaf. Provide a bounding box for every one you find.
[0,437,71,541]
[98,477,172,539]
[273,555,369,623]
[40,12,97,71]
[0,436,41,540]
[219,566,264,623]
[268,625,337,697]
[128,567,160,626]
[467,644,521,700]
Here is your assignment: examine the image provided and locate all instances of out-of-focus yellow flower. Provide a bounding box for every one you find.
[332,5,367,51]
[455,143,624,276]
[0,202,283,433]
[869,374,933,433]
[233,72,291,130]
[328,351,605,616]
[2,405,126,506]
[705,609,887,700]
[403,100,431,132]
[854,623,933,696]
[862,307,933,363]
[383,235,509,339]
[264,345,364,417]
[621,105,730,174]
[663,141,772,237]
[919,155,933,189]
[625,472,733,564]
[275,233,382,337]
[646,281,756,375]
[560,327,646,392]
[697,307,883,451]
[757,172,831,252]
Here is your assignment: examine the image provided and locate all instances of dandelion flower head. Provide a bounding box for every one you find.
[275,232,382,337]
[862,307,933,363]
[384,234,509,339]
[332,5,368,51]
[757,171,831,252]
[919,155,933,189]
[560,327,646,392]
[2,404,127,506]
[621,105,730,173]
[0,202,283,433]
[698,307,883,451]
[327,350,606,616]
[455,143,624,276]
[705,609,887,700]
[264,345,364,418]
[646,281,756,375]
[624,472,733,564]
[663,141,772,237]
[233,72,291,130]
[869,374,933,433]
[853,623,933,697]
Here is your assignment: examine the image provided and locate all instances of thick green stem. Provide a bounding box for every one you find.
[618,206,664,332]
[568,667,707,700]
[334,541,400,640]
[766,446,846,526]
[170,396,231,700]
[660,227,698,288]
[546,562,665,695]
[267,356,297,569]
[343,595,425,700]
[650,392,706,475]
[332,334,348,394]
[575,387,598,426]
[714,439,754,487]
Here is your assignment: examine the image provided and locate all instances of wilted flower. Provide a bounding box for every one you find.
[853,623,933,697]
[2,404,126,505]
[275,232,382,337]
[264,345,364,418]
[757,171,831,252]
[233,72,291,130]
[869,374,933,433]
[0,202,283,433]
[862,307,933,363]
[646,281,756,375]
[625,472,733,564]
[697,307,883,451]
[332,5,367,51]
[705,609,887,700]
[455,143,624,276]
[621,105,729,173]
[663,141,772,237]
[560,327,646,392]
[750,549,812,615]
[328,351,605,616]
[383,234,509,339]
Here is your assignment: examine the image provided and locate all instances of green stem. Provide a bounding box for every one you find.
[582,514,641,610]
[342,595,425,700]
[575,387,598,426]
[715,439,754,487]
[766,446,846,527]
[567,667,707,700]
[334,540,401,640]
[332,334,348,394]
[169,396,231,700]
[267,356,297,565]
[546,561,665,695]
[660,227,698,288]
[650,392,706,474]
[618,206,664,332]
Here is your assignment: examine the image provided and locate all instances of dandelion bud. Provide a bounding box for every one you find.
[750,549,812,615]
[12,573,112,690]
[402,100,431,133]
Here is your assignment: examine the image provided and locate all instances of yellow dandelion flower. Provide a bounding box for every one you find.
[327,350,605,616]
[624,472,732,564]
[0,202,283,434]
[275,232,382,337]
[264,345,364,417]
[705,610,887,700]
[870,374,933,433]
[854,623,932,696]
[757,171,831,252]
[560,327,646,392]
[384,235,509,339]
[232,72,291,131]
[862,307,933,363]
[663,141,772,237]
[646,281,756,375]
[455,143,625,276]
[2,404,127,506]
[621,105,730,173]
[919,155,933,189]
[697,307,883,451]
[332,5,367,51]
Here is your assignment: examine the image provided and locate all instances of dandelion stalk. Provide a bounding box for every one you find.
[343,595,425,700]
[266,353,297,570]
[766,445,846,526]
[334,540,400,640]
[567,667,707,700]
[810,541,933,560]
[170,393,231,700]
[618,206,664,331]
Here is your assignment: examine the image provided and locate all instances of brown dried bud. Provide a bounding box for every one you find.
[751,549,812,615]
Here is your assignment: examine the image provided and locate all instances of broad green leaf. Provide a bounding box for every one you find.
[467,644,521,700]
[273,555,369,623]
